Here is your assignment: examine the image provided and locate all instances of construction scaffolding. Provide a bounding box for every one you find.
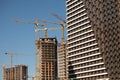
[14,15,66,80]
[3,65,28,80]
[58,41,68,80]
[35,38,58,80]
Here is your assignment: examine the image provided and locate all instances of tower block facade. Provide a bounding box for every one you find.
[58,41,68,80]
[66,0,120,80]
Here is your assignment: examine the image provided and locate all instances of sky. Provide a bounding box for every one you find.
[0,0,66,79]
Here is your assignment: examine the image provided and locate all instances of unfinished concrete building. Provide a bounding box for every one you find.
[58,41,68,80]
[3,65,28,80]
[36,38,58,80]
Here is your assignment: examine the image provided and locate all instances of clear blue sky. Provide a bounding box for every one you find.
[0,0,66,79]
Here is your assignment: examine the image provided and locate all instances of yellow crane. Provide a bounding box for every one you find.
[4,52,32,80]
[36,27,61,38]
[39,13,66,43]
[4,52,32,68]
[14,19,45,40]
[4,52,13,68]
[51,13,66,42]
[14,19,46,80]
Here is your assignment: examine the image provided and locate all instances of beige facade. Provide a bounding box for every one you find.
[66,0,120,80]
[58,41,68,80]
[35,38,58,80]
[3,65,28,80]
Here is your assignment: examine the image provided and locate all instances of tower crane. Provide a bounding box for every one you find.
[51,13,66,24]
[39,13,66,43]
[14,19,44,80]
[36,27,61,38]
[4,52,31,68]
[4,52,32,80]
[51,13,66,42]
[14,19,45,40]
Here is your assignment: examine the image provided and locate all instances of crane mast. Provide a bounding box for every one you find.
[39,13,66,43]
[4,52,33,80]
[15,19,47,80]
[14,19,45,40]
[51,13,66,42]
[4,52,31,67]
[36,27,61,38]
[14,17,65,80]
[15,19,46,80]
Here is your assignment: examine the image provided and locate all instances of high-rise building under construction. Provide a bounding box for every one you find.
[3,65,28,80]
[58,41,68,80]
[66,0,120,80]
[36,38,58,80]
